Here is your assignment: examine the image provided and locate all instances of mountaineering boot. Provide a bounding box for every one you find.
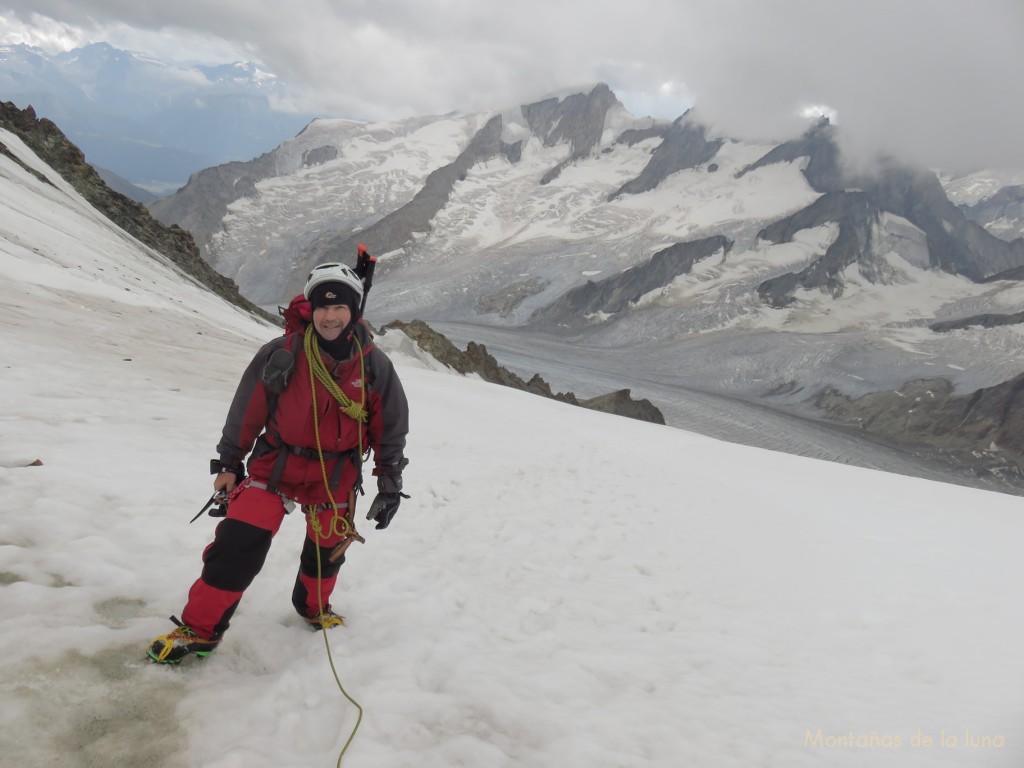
[147,616,221,663]
[303,608,345,631]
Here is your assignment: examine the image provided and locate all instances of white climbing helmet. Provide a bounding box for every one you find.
[303,262,364,301]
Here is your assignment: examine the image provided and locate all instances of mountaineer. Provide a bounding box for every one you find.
[149,258,409,663]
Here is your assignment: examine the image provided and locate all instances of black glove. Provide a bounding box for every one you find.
[366,474,408,530]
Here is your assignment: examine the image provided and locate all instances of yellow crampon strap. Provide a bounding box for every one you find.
[305,322,367,766]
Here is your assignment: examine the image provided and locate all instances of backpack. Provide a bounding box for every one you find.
[279,294,311,336]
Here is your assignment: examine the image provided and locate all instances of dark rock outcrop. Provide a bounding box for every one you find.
[302,145,338,167]
[736,117,842,193]
[867,166,1024,280]
[756,191,879,307]
[0,101,271,321]
[527,84,621,185]
[930,311,1024,332]
[477,279,548,317]
[615,124,669,147]
[983,264,1024,282]
[816,374,1024,481]
[383,319,576,397]
[533,235,732,327]
[742,121,1024,295]
[525,84,618,152]
[962,184,1024,242]
[578,389,666,424]
[501,140,524,164]
[609,114,723,199]
[382,319,665,424]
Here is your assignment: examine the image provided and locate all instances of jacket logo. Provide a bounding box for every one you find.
[351,379,363,388]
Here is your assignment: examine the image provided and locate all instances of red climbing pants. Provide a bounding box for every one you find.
[180,480,353,639]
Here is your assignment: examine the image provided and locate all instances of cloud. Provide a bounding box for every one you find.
[1,0,1022,172]
[671,0,1024,173]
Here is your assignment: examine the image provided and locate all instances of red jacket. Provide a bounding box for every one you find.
[217,323,409,505]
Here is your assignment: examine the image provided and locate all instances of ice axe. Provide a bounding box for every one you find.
[353,243,377,320]
[189,491,229,524]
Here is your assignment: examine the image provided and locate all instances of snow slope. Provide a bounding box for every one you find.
[2,128,1024,768]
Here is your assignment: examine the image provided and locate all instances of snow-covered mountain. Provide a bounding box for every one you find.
[0,42,316,193]
[149,84,1024,489]
[944,168,1024,242]
[4,99,1024,768]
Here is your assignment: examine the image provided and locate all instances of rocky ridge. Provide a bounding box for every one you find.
[609,114,723,199]
[747,122,1024,301]
[533,235,733,327]
[962,184,1024,242]
[930,311,1024,333]
[382,319,665,425]
[817,375,1024,488]
[530,83,621,185]
[0,101,271,321]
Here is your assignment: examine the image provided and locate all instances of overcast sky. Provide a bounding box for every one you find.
[1,0,1022,173]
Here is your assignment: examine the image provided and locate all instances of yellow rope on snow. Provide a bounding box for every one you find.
[305,323,367,766]
[307,512,364,768]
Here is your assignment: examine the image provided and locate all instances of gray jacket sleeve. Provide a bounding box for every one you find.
[215,336,287,468]
[366,346,410,477]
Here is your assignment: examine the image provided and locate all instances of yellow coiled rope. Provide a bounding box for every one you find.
[304,323,368,425]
